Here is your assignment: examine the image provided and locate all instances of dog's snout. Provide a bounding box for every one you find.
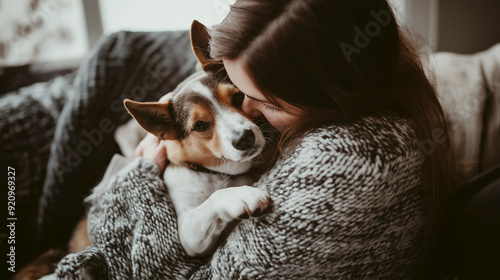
[232,130,255,151]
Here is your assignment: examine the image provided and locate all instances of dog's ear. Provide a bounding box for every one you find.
[190,20,220,72]
[123,99,177,140]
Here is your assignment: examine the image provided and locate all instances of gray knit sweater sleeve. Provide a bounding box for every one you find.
[55,113,425,279]
[192,114,426,279]
[56,158,207,279]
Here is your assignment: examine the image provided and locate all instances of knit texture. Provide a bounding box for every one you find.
[35,30,198,256]
[0,74,74,269]
[0,30,198,267]
[55,113,426,279]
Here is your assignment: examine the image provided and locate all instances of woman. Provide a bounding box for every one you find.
[133,0,455,278]
[13,0,453,279]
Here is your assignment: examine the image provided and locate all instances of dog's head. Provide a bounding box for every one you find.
[124,21,265,175]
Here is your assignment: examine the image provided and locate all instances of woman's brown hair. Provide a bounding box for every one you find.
[210,0,455,276]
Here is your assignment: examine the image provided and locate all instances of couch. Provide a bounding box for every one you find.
[1,32,499,279]
[423,43,500,279]
[424,43,500,183]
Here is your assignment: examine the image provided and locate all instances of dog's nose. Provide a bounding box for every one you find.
[232,130,255,151]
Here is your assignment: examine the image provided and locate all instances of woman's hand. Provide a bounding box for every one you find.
[135,133,168,173]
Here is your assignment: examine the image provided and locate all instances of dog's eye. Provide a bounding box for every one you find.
[232,91,245,108]
[192,121,209,132]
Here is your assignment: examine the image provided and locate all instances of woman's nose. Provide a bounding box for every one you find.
[241,97,261,119]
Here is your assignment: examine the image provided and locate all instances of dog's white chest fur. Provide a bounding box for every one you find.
[164,165,232,215]
[163,164,268,257]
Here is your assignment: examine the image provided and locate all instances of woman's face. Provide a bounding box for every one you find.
[223,58,304,131]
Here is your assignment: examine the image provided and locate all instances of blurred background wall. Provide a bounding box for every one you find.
[0,0,88,66]
[0,0,499,67]
[437,0,500,54]
[0,0,234,67]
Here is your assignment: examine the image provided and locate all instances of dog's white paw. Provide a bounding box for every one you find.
[210,186,271,219]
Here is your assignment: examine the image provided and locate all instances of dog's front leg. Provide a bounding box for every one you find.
[178,186,271,257]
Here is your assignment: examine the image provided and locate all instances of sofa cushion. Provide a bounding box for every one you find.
[423,43,500,183]
[479,44,500,174]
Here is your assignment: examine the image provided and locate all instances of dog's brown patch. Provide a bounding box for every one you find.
[68,217,91,253]
[13,249,66,280]
[182,136,224,167]
[164,104,224,167]
[189,104,215,136]
[165,141,187,166]
[216,84,255,123]
[216,84,239,108]
[123,99,177,140]
[167,138,224,168]
[191,20,221,72]
[183,104,224,167]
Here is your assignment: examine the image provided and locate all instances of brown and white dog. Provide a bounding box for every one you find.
[122,20,272,257]
[14,20,273,280]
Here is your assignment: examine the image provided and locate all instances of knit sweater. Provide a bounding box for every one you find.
[55,113,426,279]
